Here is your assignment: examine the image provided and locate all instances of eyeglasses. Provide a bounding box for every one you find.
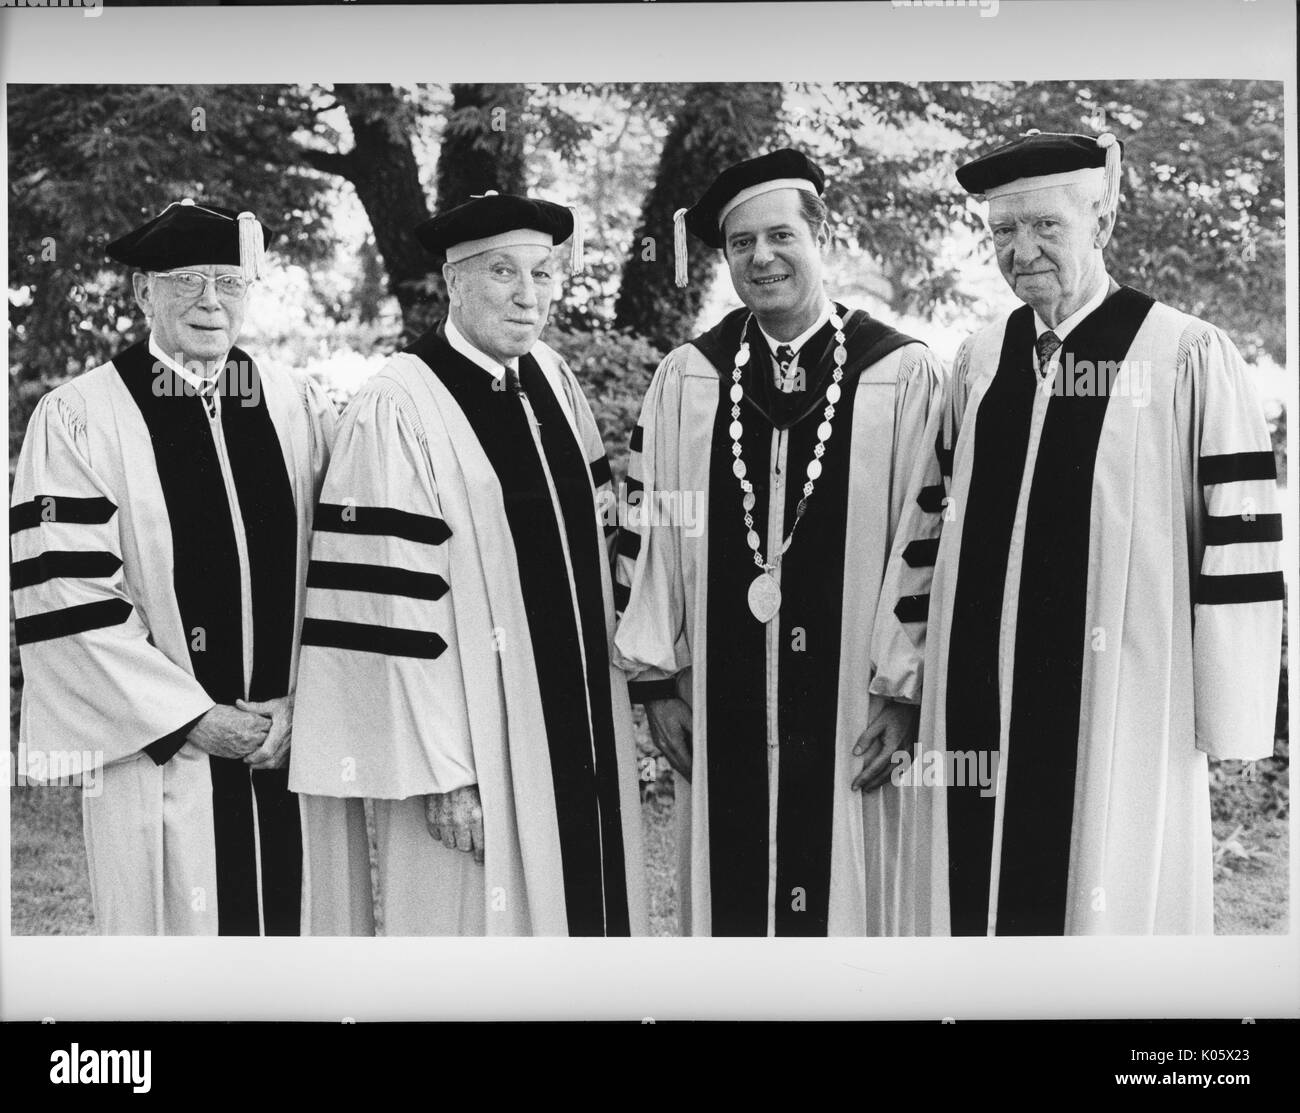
[149,271,251,300]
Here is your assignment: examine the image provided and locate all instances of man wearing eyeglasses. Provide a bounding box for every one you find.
[10,199,373,936]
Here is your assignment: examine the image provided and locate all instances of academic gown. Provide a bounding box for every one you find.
[289,323,648,937]
[870,284,1284,935]
[10,341,373,936]
[613,305,945,936]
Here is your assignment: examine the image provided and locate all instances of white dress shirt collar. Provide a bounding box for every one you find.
[757,297,835,357]
[446,317,520,383]
[149,335,223,416]
[1033,271,1111,343]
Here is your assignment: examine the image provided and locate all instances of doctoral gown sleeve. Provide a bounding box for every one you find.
[289,379,477,799]
[867,340,962,704]
[552,352,620,568]
[1182,324,1284,760]
[301,373,339,499]
[10,389,215,768]
[611,349,692,703]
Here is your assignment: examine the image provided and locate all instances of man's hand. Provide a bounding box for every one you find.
[851,700,919,793]
[187,704,271,762]
[425,785,485,865]
[236,694,294,771]
[644,697,693,781]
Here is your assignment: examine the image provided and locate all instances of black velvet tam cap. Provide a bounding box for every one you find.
[415,192,575,263]
[106,199,275,275]
[683,148,825,250]
[956,130,1124,198]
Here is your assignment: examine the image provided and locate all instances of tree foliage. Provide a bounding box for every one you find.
[941,80,1286,363]
[614,83,784,349]
[777,80,1286,365]
[298,84,436,340]
[8,84,335,451]
[9,79,1286,429]
[435,83,529,206]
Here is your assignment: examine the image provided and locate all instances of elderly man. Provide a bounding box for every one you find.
[871,131,1284,935]
[614,149,945,936]
[10,199,372,935]
[290,192,648,936]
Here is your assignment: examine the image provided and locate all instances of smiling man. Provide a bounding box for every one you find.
[10,199,371,935]
[613,149,945,936]
[290,192,648,936]
[871,131,1284,935]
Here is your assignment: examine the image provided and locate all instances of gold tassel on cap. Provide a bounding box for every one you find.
[237,211,266,282]
[568,205,585,275]
[673,207,689,288]
[1096,132,1121,215]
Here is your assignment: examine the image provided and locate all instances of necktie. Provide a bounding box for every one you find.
[1035,330,1062,370]
[774,344,797,392]
[503,363,523,396]
[197,375,219,420]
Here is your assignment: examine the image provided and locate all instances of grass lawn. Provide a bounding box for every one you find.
[10,753,1287,937]
[9,785,93,936]
[641,786,678,936]
[1212,815,1289,934]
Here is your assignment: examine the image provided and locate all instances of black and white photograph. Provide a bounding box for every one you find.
[2,0,1296,1057]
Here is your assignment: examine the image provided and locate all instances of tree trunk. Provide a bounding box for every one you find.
[325,84,437,338]
[304,84,531,337]
[615,83,784,349]
[434,84,528,207]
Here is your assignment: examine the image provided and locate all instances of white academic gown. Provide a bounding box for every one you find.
[10,345,373,936]
[614,305,946,936]
[870,287,1283,935]
[290,328,648,936]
